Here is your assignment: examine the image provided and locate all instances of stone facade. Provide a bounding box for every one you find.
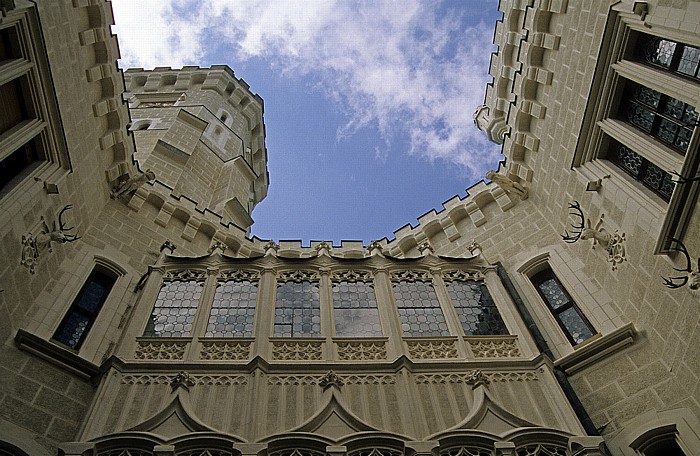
[0,0,698,455]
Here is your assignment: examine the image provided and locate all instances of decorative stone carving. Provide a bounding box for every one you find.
[441,447,491,456]
[414,371,537,384]
[266,375,322,386]
[21,205,80,274]
[336,341,387,360]
[315,241,332,256]
[467,240,482,256]
[662,237,700,290]
[562,201,627,271]
[318,370,344,390]
[330,270,373,283]
[111,169,156,199]
[208,240,227,254]
[200,341,251,360]
[417,241,434,256]
[367,240,384,256]
[468,338,521,358]
[263,240,278,256]
[488,371,538,382]
[390,269,432,283]
[486,170,528,199]
[160,239,177,253]
[162,269,207,282]
[271,340,323,360]
[465,369,490,388]
[278,270,319,283]
[170,371,196,391]
[135,340,187,360]
[342,374,396,385]
[515,444,567,456]
[473,105,507,144]
[406,339,458,359]
[219,269,260,282]
[442,269,484,282]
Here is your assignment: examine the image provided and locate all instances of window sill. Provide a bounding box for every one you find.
[14,329,100,380]
[554,322,637,375]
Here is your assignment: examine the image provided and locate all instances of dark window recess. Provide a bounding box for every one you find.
[531,268,595,345]
[0,139,40,193]
[0,26,21,62]
[53,269,116,349]
[635,33,700,80]
[0,79,29,135]
[621,81,697,154]
[609,141,675,201]
[446,280,508,335]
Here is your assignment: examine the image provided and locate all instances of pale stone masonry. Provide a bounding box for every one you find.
[0,0,698,455]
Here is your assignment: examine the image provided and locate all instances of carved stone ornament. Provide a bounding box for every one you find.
[219,269,259,282]
[468,338,521,358]
[473,105,507,144]
[465,369,490,388]
[111,169,156,200]
[200,341,251,360]
[367,240,384,256]
[20,205,80,274]
[562,201,627,271]
[278,270,319,283]
[336,340,387,360]
[208,240,227,254]
[467,240,482,256]
[135,340,187,360]
[162,269,207,282]
[318,370,344,390]
[486,170,528,200]
[417,241,435,256]
[263,240,279,256]
[272,340,323,360]
[330,270,372,283]
[662,237,700,290]
[315,241,332,256]
[406,339,459,359]
[160,239,176,254]
[170,371,196,391]
[390,269,432,283]
[442,269,484,282]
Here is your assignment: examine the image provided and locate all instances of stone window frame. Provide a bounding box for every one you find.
[0,6,70,201]
[273,269,322,338]
[329,269,384,338]
[572,10,700,253]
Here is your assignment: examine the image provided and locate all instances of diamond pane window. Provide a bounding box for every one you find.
[333,281,383,337]
[143,280,202,337]
[531,268,595,345]
[205,279,258,337]
[53,268,117,349]
[274,281,321,337]
[610,142,675,201]
[393,280,449,336]
[446,280,508,335]
[621,81,695,154]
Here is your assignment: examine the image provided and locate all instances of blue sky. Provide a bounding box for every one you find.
[110,0,503,243]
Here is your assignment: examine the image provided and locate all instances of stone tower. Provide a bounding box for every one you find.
[123,66,269,233]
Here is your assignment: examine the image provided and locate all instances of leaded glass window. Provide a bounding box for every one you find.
[609,141,675,201]
[446,280,508,336]
[143,280,202,337]
[205,279,257,337]
[53,268,116,349]
[635,33,700,80]
[333,281,383,337]
[393,280,449,336]
[531,268,595,345]
[621,81,697,154]
[274,281,321,337]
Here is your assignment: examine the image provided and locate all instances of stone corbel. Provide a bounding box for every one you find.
[568,436,606,455]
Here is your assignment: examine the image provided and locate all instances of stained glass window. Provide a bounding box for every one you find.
[205,280,257,337]
[609,141,675,201]
[393,280,449,336]
[274,281,321,337]
[333,281,383,337]
[446,280,508,335]
[143,280,202,337]
[53,268,116,349]
[635,33,700,80]
[531,268,595,345]
[621,81,697,154]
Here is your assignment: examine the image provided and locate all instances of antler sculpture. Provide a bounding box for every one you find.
[671,171,700,184]
[35,204,81,251]
[662,238,700,290]
[562,201,586,243]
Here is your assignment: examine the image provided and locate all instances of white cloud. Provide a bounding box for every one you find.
[110,0,501,177]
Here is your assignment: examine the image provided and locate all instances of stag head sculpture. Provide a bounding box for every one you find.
[35,204,81,251]
[561,201,610,247]
[662,238,700,290]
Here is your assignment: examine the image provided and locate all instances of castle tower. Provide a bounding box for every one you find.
[123,66,269,233]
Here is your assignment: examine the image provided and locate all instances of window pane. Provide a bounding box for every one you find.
[54,312,91,349]
[143,280,202,337]
[274,281,320,337]
[558,307,595,344]
[333,281,382,337]
[394,281,449,336]
[678,44,700,78]
[446,280,508,335]
[205,280,257,337]
[536,278,571,310]
[610,142,675,202]
[639,35,676,69]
